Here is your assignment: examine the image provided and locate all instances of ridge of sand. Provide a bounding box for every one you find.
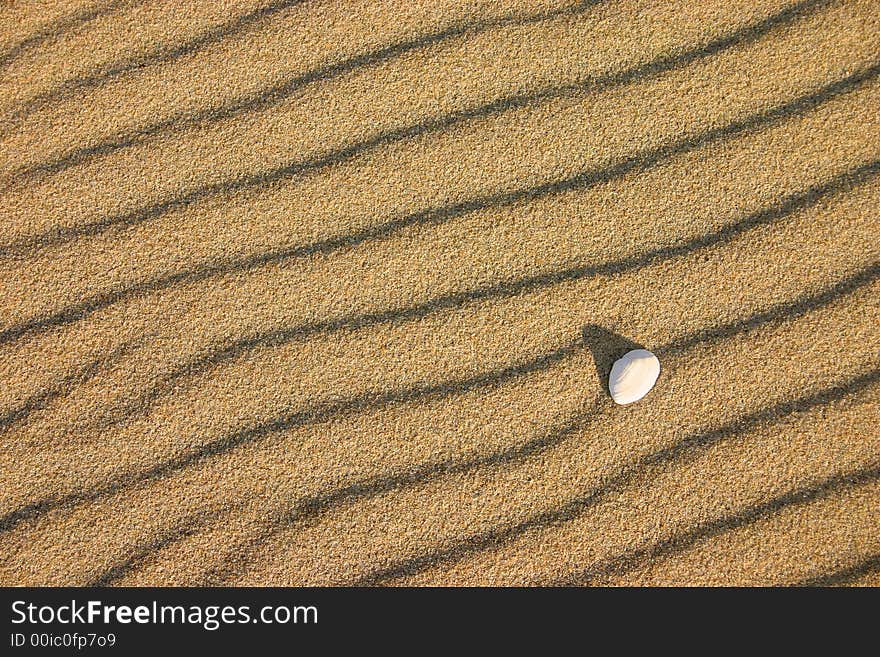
[0,0,877,586]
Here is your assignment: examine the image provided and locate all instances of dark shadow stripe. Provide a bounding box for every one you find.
[88,167,880,427]
[551,465,880,586]
[0,0,847,258]
[201,398,606,584]
[6,0,609,178]
[353,371,880,585]
[0,339,141,435]
[105,259,880,582]
[795,554,880,587]
[3,83,877,357]
[11,0,832,181]
[0,338,584,534]
[86,506,229,586]
[3,0,311,122]
[656,262,880,358]
[1,259,871,545]
[0,1,139,73]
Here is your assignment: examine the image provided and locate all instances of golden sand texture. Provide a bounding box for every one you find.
[0,0,878,586]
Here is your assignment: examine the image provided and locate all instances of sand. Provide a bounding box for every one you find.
[0,0,878,586]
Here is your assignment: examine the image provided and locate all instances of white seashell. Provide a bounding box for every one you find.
[608,349,660,405]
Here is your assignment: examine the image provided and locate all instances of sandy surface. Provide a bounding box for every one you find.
[0,0,878,586]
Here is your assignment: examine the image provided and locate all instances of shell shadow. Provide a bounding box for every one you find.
[580,324,645,395]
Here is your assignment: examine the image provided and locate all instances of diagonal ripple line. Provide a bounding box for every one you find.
[0,1,142,74]
[552,464,880,585]
[794,553,880,586]
[0,261,874,538]
[86,505,234,586]
[0,339,584,534]
[353,370,880,585]
[6,0,824,182]
[5,0,610,178]
[103,251,880,582]
[2,0,312,123]
[2,68,877,352]
[0,0,846,258]
[0,338,141,434]
[84,162,880,426]
[200,398,606,584]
